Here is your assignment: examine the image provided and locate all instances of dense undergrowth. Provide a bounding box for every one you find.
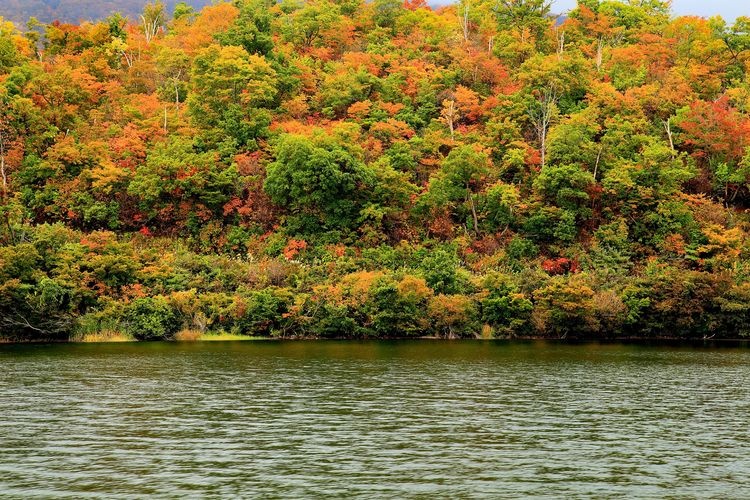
[2,0,750,340]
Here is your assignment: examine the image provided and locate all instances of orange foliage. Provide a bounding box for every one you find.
[172,4,240,54]
[283,239,308,260]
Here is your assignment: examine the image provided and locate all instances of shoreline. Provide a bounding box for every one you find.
[2,336,749,345]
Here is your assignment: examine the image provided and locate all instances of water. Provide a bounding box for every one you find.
[1,340,749,498]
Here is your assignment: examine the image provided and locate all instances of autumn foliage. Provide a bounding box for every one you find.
[1,1,750,340]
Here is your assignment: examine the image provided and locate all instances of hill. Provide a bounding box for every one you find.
[1,0,750,341]
[0,0,213,25]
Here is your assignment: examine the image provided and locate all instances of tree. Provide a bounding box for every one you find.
[440,99,460,140]
[533,275,597,338]
[481,274,533,335]
[677,98,750,203]
[494,0,552,63]
[264,134,375,233]
[418,248,468,295]
[533,164,595,217]
[0,99,14,199]
[519,53,590,168]
[713,17,750,83]
[280,0,343,49]
[215,0,274,56]
[428,294,477,338]
[127,137,237,229]
[188,44,277,133]
[0,18,21,72]
[125,296,179,340]
[419,146,491,233]
[155,46,191,108]
[173,2,196,22]
[318,68,378,118]
[141,1,166,44]
[479,182,519,233]
[373,0,403,29]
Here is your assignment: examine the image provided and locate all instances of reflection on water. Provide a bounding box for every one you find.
[1,341,749,497]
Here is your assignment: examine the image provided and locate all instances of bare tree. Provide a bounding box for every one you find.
[458,1,470,43]
[0,127,7,199]
[663,118,675,155]
[141,1,166,44]
[0,294,74,339]
[440,99,460,141]
[555,28,565,60]
[0,100,15,200]
[596,36,605,71]
[527,86,558,169]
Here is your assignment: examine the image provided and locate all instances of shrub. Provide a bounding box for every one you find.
[481,275,533,336]
[419,248,468,294]
[428,294,478,338]
[368,275,430,336]
[124,297,180,340]
[232,289,291,336]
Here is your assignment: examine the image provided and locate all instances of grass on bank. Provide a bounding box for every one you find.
[71,330,136,343]
[172,330,266,342]
[67,328,264,343]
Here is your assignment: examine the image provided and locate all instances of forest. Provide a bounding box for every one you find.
[1,0,750,341]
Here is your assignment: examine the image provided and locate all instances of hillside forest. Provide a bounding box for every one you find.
[2,0,750,341]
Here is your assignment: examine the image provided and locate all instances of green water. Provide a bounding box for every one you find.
[1,340,749,498]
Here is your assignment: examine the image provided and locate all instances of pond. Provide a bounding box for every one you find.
[1,340,749,497]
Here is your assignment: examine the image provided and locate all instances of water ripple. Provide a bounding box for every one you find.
[0,341,749,498]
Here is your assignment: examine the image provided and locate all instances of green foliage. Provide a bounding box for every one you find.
[124,297,179,340]
[417,146,491,231]
[128,137,238,225]
[233,288,291,335]
[481,274,533,335]
[532,275,596,338]
[479,182,519,232]
[418,248,468,295]
[188,44,277,129]
[216,0,274,56]
[369,276,428,336]
[279,0,342,48]
[522,206,578,244]
[533,164,595,216]
[264,134,374,233]
[318,69,379,118]
[0,19,20,72]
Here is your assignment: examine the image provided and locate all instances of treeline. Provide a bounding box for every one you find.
[3,223,749,340]
[1,0,750,340]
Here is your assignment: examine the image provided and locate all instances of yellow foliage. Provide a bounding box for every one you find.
[428,294,475,337]
[341,271,385,302]
[397,275,433,301]
[90,160,131,194]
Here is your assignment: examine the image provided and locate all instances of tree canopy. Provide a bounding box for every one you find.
[1,1,750,341]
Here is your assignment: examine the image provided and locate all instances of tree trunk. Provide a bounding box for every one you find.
[0,129,6,199]
[459,2,470,43]
[468,189,479,234]
[663,118,675,155]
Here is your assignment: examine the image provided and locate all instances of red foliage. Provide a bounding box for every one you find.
[470,235,501,256]
[283,239,308,260]
[427,209,455,240]
[542,258,580,276]
[403,0,428,10]
[679,98,750,164]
